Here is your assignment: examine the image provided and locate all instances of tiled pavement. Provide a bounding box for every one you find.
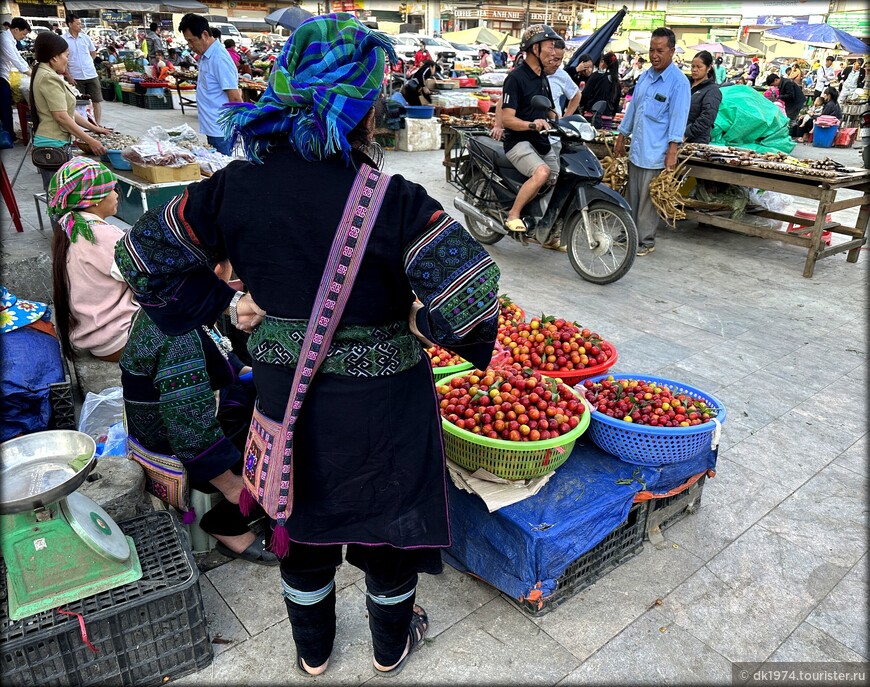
[2,102,867,684]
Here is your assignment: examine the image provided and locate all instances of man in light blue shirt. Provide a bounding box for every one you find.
[178,14,241,155]
[614,27,690,256]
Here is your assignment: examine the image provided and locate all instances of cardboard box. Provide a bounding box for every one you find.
[131,162,201,184]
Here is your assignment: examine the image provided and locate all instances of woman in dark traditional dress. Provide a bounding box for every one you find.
[115,13,500,679]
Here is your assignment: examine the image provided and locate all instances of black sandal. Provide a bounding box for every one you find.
[214,538,279,566]
[373,605,428,677]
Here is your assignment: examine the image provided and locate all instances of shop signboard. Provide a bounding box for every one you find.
[666,15,742,26]
[755,16,811,25]
[101,10,133,23]
[827,11,870,37]
[454,6,570,23]
[589,10,665,32]
[740,1,830,21]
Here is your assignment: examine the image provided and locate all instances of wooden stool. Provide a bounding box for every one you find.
[1,159,24,232]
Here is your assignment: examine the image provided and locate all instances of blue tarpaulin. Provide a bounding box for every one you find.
[763,23,870,55]
[445,438,717,603]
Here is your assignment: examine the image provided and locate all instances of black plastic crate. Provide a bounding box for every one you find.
[644,475,707,546]
[509,501,648,617]
[48,353,76,430]
[142,92,173,110]
[121,90,144,108]
[1,511,212,686]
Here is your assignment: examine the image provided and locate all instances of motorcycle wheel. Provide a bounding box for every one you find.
[565,202,637,284]
[462,176,504,245]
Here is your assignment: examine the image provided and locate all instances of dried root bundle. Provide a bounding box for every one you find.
[649,158,690,227]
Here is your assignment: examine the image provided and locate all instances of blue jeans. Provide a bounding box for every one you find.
[207,135,233,156]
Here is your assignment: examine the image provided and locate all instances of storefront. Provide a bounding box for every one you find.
[452,3,584,37]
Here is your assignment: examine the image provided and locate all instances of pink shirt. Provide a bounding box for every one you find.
[66,215,139,357]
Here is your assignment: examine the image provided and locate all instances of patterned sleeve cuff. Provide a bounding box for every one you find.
[404,211,500,360]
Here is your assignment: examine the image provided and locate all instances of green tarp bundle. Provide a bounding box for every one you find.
[711,85,796,154]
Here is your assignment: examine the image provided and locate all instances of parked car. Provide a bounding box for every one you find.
[27,25,52,40]
[449,41,478,66]
[209,22,252,48]
[398,33,456,69]
[87,27,120,44]
[387,34,419,64]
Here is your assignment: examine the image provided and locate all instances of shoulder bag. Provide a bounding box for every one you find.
[239,163,391,556]
[30,66,73,171]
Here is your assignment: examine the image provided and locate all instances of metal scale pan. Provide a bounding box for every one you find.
[0,430,97,514]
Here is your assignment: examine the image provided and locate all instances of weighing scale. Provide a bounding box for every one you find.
[0,430,142,621]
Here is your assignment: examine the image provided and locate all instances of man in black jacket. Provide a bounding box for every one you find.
[766,73,804,123]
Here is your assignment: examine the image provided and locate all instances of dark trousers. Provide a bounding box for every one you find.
[280,542,427,667]
[0,77,13,140]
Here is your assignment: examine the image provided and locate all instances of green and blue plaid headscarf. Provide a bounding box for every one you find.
[220,13,396,163]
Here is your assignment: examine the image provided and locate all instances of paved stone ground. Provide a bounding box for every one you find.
[2,102,867,685]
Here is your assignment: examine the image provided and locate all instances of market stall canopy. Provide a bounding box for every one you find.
[264,6,313,32]
[723,40,762,56]
[607,36,647,54]
[65,0,207,11]
[688,42,745,56]
[763,23,870,54]
[441,27,519,47]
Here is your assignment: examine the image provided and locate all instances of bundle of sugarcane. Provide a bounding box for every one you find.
[649,157,690,227]
[601,153,629,192]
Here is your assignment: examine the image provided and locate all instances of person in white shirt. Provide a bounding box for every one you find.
[0,17,31,140]
[813,55,835,99]
[62,13,103,125]
[547,40,580,119]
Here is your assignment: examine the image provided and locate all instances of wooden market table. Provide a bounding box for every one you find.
[681,157,870,278]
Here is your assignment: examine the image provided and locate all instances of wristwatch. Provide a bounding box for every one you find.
[528,121,537,130]
[228,291,245,326]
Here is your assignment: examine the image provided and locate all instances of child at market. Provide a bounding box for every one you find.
[49,157,139,362]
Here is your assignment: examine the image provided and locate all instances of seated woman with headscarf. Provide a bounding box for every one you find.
[116,13,499,679]
[48,158,139,362]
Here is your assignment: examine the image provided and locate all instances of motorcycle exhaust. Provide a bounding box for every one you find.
[453,197,509,236]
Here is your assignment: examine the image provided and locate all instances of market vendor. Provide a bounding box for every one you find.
[790,87,841,142]
[578,52,621,128]
[1,17,31,141]
[178,13,241,155]
[48,158,138,362]
[684,51,722,145]
[764,73,803,123]
[400,59,440,106]
[116,12,500,679]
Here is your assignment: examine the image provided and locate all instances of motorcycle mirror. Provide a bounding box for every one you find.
[530,95,554,111]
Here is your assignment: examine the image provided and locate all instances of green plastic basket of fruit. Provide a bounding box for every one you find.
[437,368,591,481]
[426,345,474,381]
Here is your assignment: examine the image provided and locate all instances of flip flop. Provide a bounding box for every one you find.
[373,605,428,678]
[214,537,279,566]
[295,655,328,678]
[504,218,526,232]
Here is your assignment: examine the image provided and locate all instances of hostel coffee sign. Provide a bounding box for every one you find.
[456,5,572,23]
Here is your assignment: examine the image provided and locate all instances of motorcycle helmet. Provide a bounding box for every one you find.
[520,24,561,53]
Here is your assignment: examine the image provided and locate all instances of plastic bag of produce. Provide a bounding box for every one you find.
[78,387,124,442]
[145,123,200,144]
[711,85,795,154]
[122,139,197,167]
[748,189,793,215]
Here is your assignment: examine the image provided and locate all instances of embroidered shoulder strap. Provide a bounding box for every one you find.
[257,163,390,527]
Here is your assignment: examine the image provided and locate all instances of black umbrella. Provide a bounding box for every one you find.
[265,6,314,32]
[566,6,627,71]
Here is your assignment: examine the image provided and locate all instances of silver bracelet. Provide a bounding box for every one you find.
[228,291,245,326]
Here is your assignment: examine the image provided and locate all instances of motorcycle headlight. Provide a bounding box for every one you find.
[578,122,596,141]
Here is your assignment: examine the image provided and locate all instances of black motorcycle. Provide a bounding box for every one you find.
[452,95,638,284]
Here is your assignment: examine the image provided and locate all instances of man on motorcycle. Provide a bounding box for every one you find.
[500,24,562,233]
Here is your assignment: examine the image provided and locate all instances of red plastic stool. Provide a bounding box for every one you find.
[1,159,24,232]
[785,210,832,246]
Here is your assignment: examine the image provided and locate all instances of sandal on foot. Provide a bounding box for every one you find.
[296,656,328,678]
[504,218,526,232]
[373,605,428,677]
[215,538,279,566]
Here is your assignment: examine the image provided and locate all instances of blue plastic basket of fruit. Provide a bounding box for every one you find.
[578,374,726,466]
[101,149,133,171]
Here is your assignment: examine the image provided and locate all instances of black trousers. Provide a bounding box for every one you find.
[280,542,441,667]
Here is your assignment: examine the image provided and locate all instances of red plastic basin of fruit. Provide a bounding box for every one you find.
[496,339,618,385]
